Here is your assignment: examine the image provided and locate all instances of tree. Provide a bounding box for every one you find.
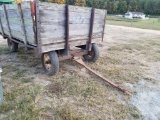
[113,1,119,13]
[74,0,86,6]
[130,0,138,11]
[118,0,127,13]
[47,0,65,4]
[92,0,100,8]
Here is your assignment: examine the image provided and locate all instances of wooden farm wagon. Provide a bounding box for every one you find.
[0,1,107,76]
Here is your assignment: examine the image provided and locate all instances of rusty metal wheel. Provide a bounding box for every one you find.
[83,43,99,62]
[7,38,18,52]
[41,51,59,76]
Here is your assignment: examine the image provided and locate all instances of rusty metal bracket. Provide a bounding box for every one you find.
[34,1,41,54]
[74,58,132,95]
[87,8,95,51]
[65,4,70,55]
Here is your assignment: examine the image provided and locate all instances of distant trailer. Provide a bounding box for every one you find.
[0,1,107,75]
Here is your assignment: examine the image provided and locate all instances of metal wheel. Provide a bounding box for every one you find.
[41,51,59,76]
[83,43,99,62]
[7,38,18,52]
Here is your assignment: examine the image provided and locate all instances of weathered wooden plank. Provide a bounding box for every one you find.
[3,28,9,35]
[11,30,24,40]
[26,34,35,45]
[69,5,91,13]
[9,25,22,31]
[38,2,106,52]
[22,9,32,18]
[21,1,31,9]
[41,38,101,53]
[0,8,5,35]
[25,26,34,35]
[5,4,18,10]
[24,19,33,26]
[0,10,4,17]
[69,5,106,15]
[8,18,21,24]
[39,2,65,11]
[40,23,103,39]
[3,5,11,37]
[40,10,104,23]
[40,16,103,25]
[40,10,65,21]
[21,2,35,45]
[41,33,102,45]
[6,9,20,18]
[0,6,3,10]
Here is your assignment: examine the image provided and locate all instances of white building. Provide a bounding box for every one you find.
[125,12,145,19]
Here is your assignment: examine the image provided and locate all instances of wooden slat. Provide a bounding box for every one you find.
[41,38,101,53]
[25,26,34,35]
[9,25,22,31]
[11,30,24,40]
[21,2,35,45]
[5,4,17,10]
[6,9,20,18]
[41,33,102,45]
[22,9,32,18]
[8,18,21,24]
[2,5,11,37]
[40,23,103,44]
[5,4,26,43]
[24,19,33,26]
[39,2,106,52]
[39,2,65,11]
[21,1,31,9]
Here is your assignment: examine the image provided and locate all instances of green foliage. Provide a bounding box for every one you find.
[40,0,160,15]
[118,0,127,13]
[74,0,86,6]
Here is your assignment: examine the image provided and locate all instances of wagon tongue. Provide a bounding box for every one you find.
[74,58,132,95]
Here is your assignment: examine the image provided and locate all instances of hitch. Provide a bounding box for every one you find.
[74,58,132,95]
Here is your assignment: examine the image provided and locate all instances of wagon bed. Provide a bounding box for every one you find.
[0,1,107,75]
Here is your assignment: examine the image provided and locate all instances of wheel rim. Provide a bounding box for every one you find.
[44,54,52,70]
[8,39,13,50]
[86,50,94,59]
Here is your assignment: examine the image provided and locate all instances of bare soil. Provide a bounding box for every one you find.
[0,25,160,120]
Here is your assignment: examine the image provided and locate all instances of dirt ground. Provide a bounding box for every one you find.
[0,25,160,120]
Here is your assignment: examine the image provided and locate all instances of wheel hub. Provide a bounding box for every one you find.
[44,54,52,70]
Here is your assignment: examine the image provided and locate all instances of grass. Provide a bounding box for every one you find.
[0,44,142,120]
[0,46,8,54]
[0,85,43,120]
[106,15,160,30]
[1,34,159,119]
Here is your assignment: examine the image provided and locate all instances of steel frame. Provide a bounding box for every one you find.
[87,8,95,51]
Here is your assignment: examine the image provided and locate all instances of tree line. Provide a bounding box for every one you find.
[40,0,160,15]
